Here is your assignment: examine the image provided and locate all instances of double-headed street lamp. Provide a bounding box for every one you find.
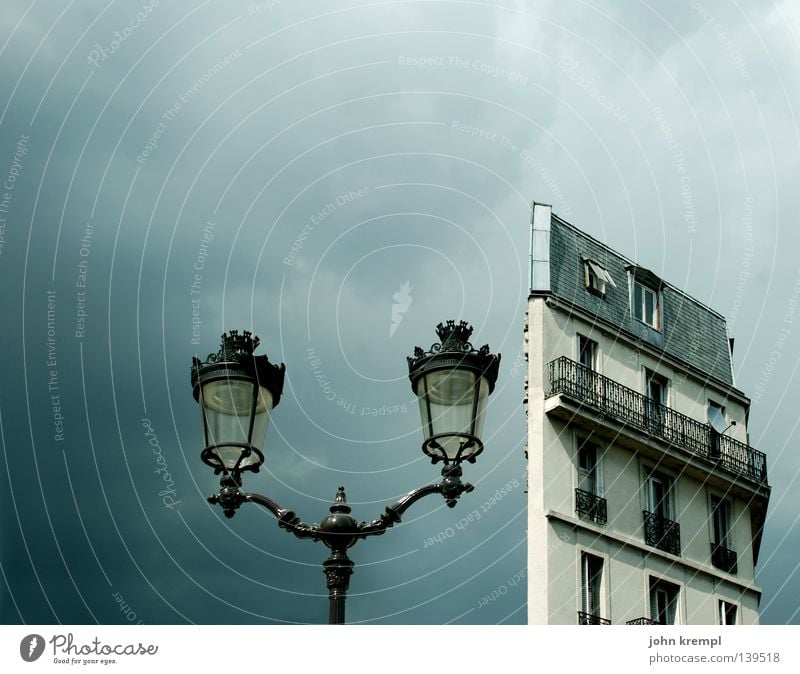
[191,320,500,624]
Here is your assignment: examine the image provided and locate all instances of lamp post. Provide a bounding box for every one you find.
[191,321,500,624]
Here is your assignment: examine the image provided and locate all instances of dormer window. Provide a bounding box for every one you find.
[633,281,660,329]
[627,265,664,332]
[583,258,615,297]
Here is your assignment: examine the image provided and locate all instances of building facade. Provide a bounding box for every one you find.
[525,203,770,625]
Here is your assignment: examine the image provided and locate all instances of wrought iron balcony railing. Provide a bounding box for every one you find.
[575,488,607,524]
[547,357,768,483]
[643,510,681,556]
[626,617,659,625]
[578,611,611,625]
[711,543,738,574]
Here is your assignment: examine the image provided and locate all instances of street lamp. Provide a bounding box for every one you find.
[191,321,500,624]
[408,319,497,465]
[191,330,284,475]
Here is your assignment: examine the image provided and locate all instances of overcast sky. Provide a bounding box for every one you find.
[0,0,798,626]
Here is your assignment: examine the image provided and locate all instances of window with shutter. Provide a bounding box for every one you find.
[719,600,737,625]
[649,578,679,624]
[581,552,603,617]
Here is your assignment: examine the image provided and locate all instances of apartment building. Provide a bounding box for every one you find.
[525,203,770,625]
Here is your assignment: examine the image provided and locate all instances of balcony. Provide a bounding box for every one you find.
[626,617,658,625]
[575,488,607,524]
[711,543,738,574]
[578,611,611,625]
[546,357,768,483]
[643,510,681,556]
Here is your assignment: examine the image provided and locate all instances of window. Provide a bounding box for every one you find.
[719,600,737,625]
[633,281,660,329]
[578,438,601,495]
[711,496,731,548]
[646,370,668,405]
[711,496,737,573]
[647,472,672,519]
[577,334,598,370]
[577,335,603,406]
[580,553,604,621]
[708,400,727,458]
[645,369,668,431]
[576,437,607,523]
[649,578,679,624]
[707,401,727,431]
[583,259,616,296]
[644,470,680,554]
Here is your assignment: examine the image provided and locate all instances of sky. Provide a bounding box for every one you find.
[0,0,798,626]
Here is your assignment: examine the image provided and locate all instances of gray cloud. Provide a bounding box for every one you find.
[0,0,797,629]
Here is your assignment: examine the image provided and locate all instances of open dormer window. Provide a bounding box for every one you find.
[583,258,615,297]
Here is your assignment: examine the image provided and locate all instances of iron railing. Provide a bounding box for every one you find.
[578,611,611,625]
[711,543,738,574]
[626,617,659,625]
[547,357,768,483]
[643,510,681,556]
[575,488,608,524]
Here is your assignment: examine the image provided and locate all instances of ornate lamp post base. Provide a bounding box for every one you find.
[323,551,354,625]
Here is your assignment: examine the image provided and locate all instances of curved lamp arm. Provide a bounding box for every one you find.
[245,493,320,540]
[357,465,473,538]
[207,476,321,540]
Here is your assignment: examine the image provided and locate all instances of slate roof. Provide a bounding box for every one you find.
[546,214,734,386]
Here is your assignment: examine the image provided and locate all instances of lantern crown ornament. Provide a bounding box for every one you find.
[436,319,474,351]
[408,320,500,465]
[219,329,260,359]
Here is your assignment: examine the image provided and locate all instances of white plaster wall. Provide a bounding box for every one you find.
[526,296,763,625]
